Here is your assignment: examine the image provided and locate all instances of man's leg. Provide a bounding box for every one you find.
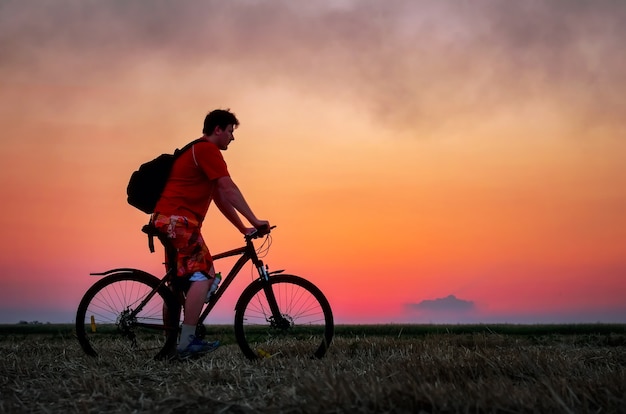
[183,278,210,325]
[178,279,210,348]
[178,267,215,352]
[153,214,219,355]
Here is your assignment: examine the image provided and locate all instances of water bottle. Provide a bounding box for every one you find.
[205,272,222,303]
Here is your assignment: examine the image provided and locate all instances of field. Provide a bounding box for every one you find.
[1,324,625,413]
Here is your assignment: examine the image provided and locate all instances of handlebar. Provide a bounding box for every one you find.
[245,225,276,241]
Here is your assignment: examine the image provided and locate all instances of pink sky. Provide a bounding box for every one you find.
[0,0,625,324]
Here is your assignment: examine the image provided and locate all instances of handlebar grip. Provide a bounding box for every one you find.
[246,225,276,240]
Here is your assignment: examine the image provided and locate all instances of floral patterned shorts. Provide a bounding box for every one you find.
[152,214,212,278]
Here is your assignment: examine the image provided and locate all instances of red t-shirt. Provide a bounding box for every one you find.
[154,140,229,222]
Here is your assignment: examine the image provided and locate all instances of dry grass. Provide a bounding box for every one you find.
[1,329,625,413]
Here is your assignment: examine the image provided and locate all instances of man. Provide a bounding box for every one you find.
[153,109,269,358]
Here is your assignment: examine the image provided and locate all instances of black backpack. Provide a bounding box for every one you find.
[127,138,205,214]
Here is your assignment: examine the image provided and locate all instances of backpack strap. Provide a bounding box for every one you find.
[173,137,207,157]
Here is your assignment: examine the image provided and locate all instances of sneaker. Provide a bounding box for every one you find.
[177,335,220,360]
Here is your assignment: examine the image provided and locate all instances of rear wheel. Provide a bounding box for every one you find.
[234,275,334,359]
[75,271,180,360]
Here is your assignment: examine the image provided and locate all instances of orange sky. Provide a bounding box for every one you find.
[1,0,625,324]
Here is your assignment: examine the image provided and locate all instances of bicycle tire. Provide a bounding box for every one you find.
[234,275,334,359]
[75,270,180,360]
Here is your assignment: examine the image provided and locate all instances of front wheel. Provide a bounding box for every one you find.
[75,270,181,360]
[234,275,334,359]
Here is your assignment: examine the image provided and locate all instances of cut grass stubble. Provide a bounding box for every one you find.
[1,326,625,413]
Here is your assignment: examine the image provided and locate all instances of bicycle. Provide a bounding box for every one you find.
[75,225,334,360]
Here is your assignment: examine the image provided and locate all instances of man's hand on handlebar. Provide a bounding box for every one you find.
[245,222,274,239]
[254,220,270,231]
[242,220,269,237]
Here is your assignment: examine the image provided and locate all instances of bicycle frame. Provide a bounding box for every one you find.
[200,234,283,324]
[89,230,283,330]
[199,245,248,320]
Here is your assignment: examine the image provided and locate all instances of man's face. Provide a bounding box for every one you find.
[216,124,235,150]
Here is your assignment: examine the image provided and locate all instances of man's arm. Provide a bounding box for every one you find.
[213,188,248,234]
[213,176,268,234]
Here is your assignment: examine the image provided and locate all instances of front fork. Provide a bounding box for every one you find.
[256,261,289,329]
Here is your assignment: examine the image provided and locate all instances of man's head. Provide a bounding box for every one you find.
[203,109,239,135]
[203,109,240,150]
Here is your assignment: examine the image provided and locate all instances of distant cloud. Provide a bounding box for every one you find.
[408,294,475,313]
[405,295,478,323]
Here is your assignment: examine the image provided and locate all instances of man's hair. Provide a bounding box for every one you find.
[202,109,240,135]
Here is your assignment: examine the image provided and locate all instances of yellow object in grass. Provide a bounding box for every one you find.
[257,348,271,358]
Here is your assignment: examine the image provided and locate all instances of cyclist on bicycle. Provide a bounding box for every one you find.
[152,109,269,359]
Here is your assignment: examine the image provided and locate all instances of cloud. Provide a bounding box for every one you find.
[408,294,475,313]
[1,0,625,134]
[405,294,477,323]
